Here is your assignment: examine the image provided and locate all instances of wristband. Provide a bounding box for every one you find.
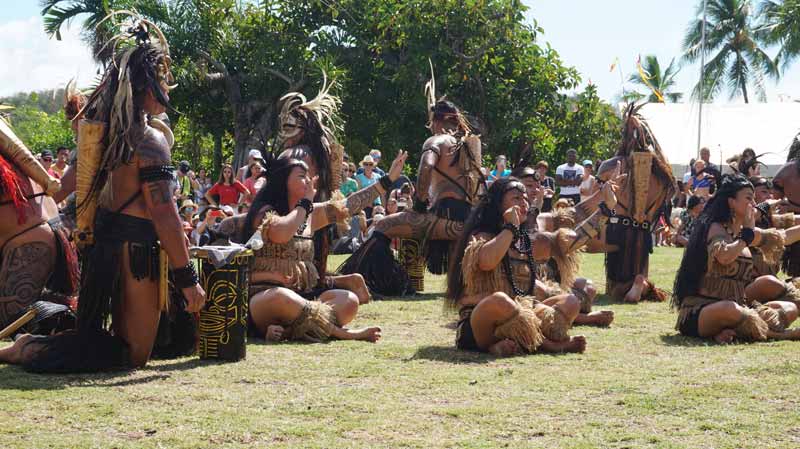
[379,175,393,191]
[413,197,429,213]
[295,198,313,216]
[739,227,755,246]
[598,202,615,217]
[502,222,520,239]
[172,262,199,289]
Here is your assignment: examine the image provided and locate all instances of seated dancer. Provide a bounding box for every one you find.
[0,118,78,331]
[513,164,614,327]
[446,173,624,356]
[338,94,484,295]
[672,174,800,343]
[0,15,206,371]
[594,104,676,303]
[239,156,381,343]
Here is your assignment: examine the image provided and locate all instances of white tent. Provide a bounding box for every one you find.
[635,102,800,177]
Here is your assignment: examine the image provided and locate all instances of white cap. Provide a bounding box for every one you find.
[248,149,263,160]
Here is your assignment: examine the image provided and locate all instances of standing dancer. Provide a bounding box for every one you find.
[594,104,676,303]
[338,65,484,296]
[1,14,205,371]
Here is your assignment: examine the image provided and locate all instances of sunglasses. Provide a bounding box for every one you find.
[363,163,374,166]
[42,158,53,162]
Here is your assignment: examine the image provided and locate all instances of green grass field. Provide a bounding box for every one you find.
[2,247,800,448]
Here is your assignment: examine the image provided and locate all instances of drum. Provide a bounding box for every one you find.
[193,247,253,361]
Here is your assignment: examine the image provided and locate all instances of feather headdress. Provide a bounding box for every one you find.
[278,72,342,145]
[424,58,437,127]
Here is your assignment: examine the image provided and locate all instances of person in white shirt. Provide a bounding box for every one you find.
[555,149,584,205]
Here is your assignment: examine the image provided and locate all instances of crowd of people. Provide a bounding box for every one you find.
[1,14,800,374]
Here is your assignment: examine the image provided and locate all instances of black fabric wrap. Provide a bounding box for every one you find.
[139,165,176,183]
[379,175,393,191]
[171,262,199,289]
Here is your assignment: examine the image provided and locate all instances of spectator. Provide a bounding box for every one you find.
[51,147,70,178]
[385,197,399,215]
[355,155,382,217]
[195,167,213,204]
[536,161,556,212]
[555,148,584,205]
[243,161,266,205]
[488,155,511,183]
[179,199,197,239]
[675,195,704,247]
[688,160,713,199]
[205,163,249,207]
[195,207,226,246]
[579,159,599,203]
[40,150,58,178]
[340,162,359,197]
[175,160,199,207]
[237,149,264,182]
[698,147,721,187]
[356,149,387,177]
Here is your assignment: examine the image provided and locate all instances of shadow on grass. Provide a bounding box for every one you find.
[407,345,494,364]
[373,292,442,302]
[659,333,713,347]
[0,365,172,390]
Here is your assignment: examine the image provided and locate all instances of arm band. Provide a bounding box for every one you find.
[379,175,393,191]
[172,262,199,289]
[139,165,176,183]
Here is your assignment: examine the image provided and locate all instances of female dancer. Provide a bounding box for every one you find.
[673,174,800,343]
[445,173,623,356]
[239,157,380,343]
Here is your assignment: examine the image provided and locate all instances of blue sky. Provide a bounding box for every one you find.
[2,0,799,102]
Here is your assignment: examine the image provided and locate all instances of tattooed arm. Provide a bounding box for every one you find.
[138,136,191,270]
[416,143,439,204]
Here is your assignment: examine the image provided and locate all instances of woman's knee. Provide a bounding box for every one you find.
[746,276,786,300]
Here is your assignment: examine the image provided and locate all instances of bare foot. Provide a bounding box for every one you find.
[540,335,587,353]
[574,310,615,327]
[352,327,382,343]
[624,275,646,303]
[488,339,520,357]
[337,274,372,304]
[713,329,736,344]
[0,333,33,364]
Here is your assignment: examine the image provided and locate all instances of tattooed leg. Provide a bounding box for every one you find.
[0,242,54,329]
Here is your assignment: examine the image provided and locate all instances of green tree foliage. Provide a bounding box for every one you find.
[683,0,778,103]
[760,0,800,71]
[5,106,74,155]
[38,0,622,173]
[627,55,683,103]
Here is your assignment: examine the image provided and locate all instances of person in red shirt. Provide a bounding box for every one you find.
[205,163,248,207]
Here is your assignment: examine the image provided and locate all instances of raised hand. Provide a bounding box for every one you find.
[503,205,522,226]
[388,150,409,181]
[601,161,627,210]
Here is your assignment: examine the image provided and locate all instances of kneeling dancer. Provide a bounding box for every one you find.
[240,157,381,343]
[673,174,800,343]
[445,174,622,356]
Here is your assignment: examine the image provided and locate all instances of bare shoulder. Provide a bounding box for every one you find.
[707,223,729,242]
[597,156,623,181]
[136,126,171,166]
[422,134,456,153]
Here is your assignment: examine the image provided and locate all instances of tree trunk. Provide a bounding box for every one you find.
[213,131,223,177]
[741,81,749,104]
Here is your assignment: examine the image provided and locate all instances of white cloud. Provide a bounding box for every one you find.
[0,16,100,97]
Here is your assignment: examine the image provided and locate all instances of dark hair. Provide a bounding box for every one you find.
[686,194,703,210]
[179,160,190,173]
[217,163,234,185]
[672,174,753,307]
[56,146,70,154]
[431,100,475,136]
[742,148,756,159]
[292,111,332,195]
[445,177,526,306]
[750,176,769,189]
[400,183,411,194]
[239,158,307,242]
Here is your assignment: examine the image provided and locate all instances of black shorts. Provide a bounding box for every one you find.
[678,303,712,338]
[455,306,480,351]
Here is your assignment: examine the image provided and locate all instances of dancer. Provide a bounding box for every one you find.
[672,174,800,343]
[595,104,676,303]
[0,118,78,332]
[338,65,484,295]
[445,171,624,356]
[1,14,205,371]
[240,156,380,343]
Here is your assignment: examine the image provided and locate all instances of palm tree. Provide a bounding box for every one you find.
[628,55,683,103]
[683,0,778,103]
[759,0,800,71]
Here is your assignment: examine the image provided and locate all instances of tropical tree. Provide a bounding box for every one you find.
[759,0,800,71]
[627,55,683,103]
[683,0,778,103]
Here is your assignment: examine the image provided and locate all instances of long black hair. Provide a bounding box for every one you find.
[289,111,332,196]
[238,157,307,242]
[672,173,753,307]
[445,177,526,306]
